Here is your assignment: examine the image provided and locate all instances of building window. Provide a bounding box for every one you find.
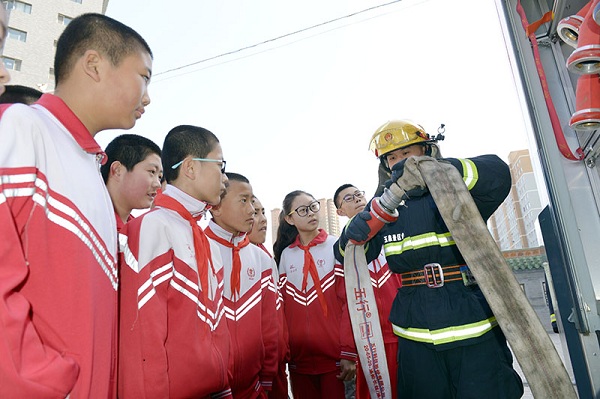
[7,27,26,42]
[57,14,73,26]
[3,0,32,14]
[3,56,22,71]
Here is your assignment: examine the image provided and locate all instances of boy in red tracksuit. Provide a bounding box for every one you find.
[119,125,232,398]
[248,195,291,399]
[273,190,357,399]
[206,173,279,398]
[0,13,152,398]
[334,184,401,399]
[101,134,163,233]
[248,196,271,257]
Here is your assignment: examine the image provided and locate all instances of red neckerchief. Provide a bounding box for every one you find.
[205,227,250,300]
[291,229,328,316]
[153,193,215,303]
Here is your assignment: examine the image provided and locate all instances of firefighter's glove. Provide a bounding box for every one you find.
[385,160,428,199]
[390,159,407,183]
[345,211,372,243]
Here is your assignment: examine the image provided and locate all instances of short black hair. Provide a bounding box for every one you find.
[225,172,249,184]
[221,172,250,200]
[333,183,355,208]
[100,134,161,183]
[0,85,43,105]
[54,13,152,86]
[162,125,220,183]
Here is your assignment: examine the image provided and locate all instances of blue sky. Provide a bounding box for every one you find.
[100,0,531,242]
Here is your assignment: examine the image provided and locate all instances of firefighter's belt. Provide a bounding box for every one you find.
[400,263,465,288]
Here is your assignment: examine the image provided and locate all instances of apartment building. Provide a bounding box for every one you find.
[1,0,109,92]
[489,149,544,251]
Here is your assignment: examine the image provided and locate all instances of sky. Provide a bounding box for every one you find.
[99,0,532,243]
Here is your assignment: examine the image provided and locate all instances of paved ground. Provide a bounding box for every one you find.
[512,332,577,398]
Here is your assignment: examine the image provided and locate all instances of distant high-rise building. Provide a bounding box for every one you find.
[1,0,110,92]
[271,198,341,244]
[318,198,340,237]
[489,149,543,250]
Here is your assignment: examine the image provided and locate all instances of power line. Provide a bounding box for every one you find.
[153,0,405,78]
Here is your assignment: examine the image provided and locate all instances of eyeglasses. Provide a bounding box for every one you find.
[171,157,226,173]
[342,190,365,203]
[288,200,320,217]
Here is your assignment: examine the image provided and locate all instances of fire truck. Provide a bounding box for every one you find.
[498,0,600,396]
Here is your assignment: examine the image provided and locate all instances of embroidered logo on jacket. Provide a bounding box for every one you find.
[247,267,256,279]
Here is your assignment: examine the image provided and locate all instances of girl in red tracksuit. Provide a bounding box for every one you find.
[273,190,357,399]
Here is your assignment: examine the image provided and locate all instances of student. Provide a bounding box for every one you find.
[248,196,270,253]
[0,84,42,104]
[273,190,357,399]
[248,195,291,399]
[100,134,162,231]
[205,174,278,398]
[335,120,524,398]
[333,184,400,399]
[0,13,152,398]
[118,125,232,398]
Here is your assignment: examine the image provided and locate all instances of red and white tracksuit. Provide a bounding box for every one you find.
[0,94,118,398]
[206,221,279,398]
[119,185,231,398]
[278,229,357,398]
[253,242,290,399]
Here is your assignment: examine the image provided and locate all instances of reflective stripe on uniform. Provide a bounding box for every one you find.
[392,316,498,345]
[459,158,478,190]
[384,232,454,256]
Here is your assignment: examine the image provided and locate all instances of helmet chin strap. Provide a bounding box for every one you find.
[380,157,391,171]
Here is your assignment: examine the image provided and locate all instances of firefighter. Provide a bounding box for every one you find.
[334,120,524,399]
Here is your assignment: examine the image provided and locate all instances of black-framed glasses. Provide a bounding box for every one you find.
[342,190,365,203]
[171,157,226,174]
[288,200,320,217]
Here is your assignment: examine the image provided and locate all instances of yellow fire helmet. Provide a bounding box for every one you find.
[369,119,435,158]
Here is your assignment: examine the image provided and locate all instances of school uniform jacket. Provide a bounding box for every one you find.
[278,229,357,374]
[253,243,290,366]
[336,155,511,350]
[206,221,279,396]
[119,186,231,399]
[254,242,291,397]
[0,94,118,398]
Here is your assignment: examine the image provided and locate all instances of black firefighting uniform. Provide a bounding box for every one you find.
[335,155,524,399]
